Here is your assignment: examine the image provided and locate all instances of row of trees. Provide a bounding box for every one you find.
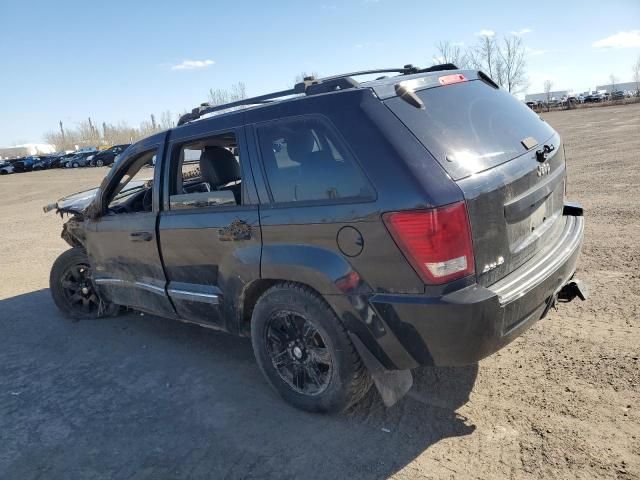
[44,111,176,152]
[44,83,248,151]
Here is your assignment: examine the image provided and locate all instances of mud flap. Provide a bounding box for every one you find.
[349,333,413,407]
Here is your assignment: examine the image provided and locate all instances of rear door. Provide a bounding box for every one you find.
[386,75,566,286]
[158,124,261,333]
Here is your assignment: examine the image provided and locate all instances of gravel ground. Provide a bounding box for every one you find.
[0,103,638,479]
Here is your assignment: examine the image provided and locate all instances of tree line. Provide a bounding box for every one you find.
[44,83,247,151]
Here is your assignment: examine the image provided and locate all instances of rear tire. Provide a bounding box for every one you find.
[250,283,372,413]
[49,247,119,320]
[96,159,104,167]
[72,162,79,168]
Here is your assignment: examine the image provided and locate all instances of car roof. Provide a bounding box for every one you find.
[171,64,472,132]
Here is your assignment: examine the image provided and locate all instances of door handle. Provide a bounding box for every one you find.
[130,231,153,242]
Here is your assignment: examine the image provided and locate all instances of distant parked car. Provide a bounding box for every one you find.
[611,90,625,100]
[56,153,76,168]
[32,156,57,170]
[545,98,560,109]
[67,151,96,168]
[560,96,578,108]
[47,155,66,169]
[12,156,37,173]
[90,144,130,167]
[0,159,16,175]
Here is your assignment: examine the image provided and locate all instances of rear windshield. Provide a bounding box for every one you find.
[385,80,555,180]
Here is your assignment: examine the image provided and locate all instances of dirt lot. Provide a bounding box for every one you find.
[1,104,638,479]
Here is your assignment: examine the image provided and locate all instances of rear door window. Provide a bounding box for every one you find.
[256,116,374,204]
[386,80,556,180]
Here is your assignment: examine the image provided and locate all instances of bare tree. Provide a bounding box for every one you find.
[433,41,467,67]
[632,56,640,96]
[208,82,247,107]
[467,34,502,83]
[158,110,175,130]
[465,33,528,93]
[498,35,527,93]
[294,71,320,86]
[544,79,553,112]
[608,73,618,93]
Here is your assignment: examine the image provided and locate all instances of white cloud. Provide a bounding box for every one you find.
[476,29,495,37]
[510,28,532,36]
[593,30,640,49]
[171,59,215,71]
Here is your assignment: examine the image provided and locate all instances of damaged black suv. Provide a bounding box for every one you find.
[46,65,586,413]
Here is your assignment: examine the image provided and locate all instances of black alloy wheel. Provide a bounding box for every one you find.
[265,311,333,396]
[50,247,120,319]
[60,262,100,315]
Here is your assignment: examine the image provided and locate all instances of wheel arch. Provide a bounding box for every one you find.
[238,244,361,335]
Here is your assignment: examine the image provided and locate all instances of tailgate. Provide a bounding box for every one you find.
[384,73,566,285]
[457,133,566,285]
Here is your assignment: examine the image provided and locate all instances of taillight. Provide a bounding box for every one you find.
[438,73,466,86]
[383,202,475,284]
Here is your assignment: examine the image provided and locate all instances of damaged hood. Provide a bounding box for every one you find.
[43,180,147,215]
[43,187,100,215]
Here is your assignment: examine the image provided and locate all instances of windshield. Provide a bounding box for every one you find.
[106,151,156,209]
[109,180,151,206]
[385,79,556,180]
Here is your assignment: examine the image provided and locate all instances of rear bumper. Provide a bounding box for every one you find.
[369,214,584,368]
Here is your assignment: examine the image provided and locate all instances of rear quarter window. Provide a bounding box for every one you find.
[256,116,374,204]
[386,80,556,180]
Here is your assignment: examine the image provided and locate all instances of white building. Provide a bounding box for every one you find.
[0,143,56,159]
[525,90,569,102]
[595,81,638,93]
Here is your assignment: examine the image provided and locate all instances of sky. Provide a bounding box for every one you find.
[0,0,639,146]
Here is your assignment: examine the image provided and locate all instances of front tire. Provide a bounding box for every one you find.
[251,283,372,413]
[49,247,119,320]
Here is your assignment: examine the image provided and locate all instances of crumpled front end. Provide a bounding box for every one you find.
[43,187,100,217]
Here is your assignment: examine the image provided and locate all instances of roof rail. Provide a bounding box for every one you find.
[177,63,458,126]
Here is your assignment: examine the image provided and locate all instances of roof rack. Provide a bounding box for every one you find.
[177,63,458,126]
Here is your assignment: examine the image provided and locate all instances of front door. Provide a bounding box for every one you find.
[158,126,261,332]
[84,143,176,318]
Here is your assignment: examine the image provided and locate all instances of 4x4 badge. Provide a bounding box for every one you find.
[482,256,504,273]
